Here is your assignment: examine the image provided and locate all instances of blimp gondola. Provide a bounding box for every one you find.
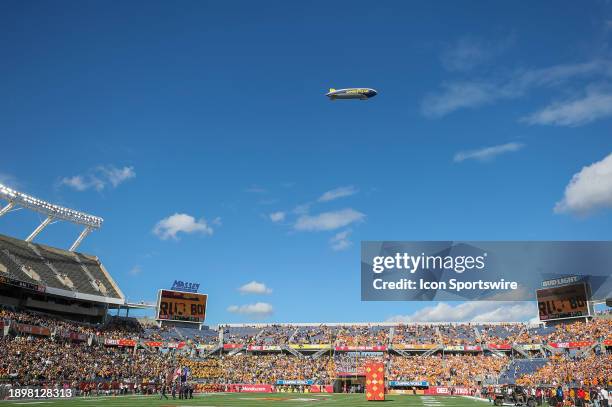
[326,88,378,100]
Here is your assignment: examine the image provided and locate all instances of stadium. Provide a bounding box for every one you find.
[0,182,610,406]
[2,2,612,406]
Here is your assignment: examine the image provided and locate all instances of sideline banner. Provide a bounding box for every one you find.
[425,387,471,396]
[362,241,612,301]
[227,384,273,393]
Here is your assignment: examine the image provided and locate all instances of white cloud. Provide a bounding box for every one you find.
[318,186,359,202]
[422,81,500,118]
[387,301,537,323]
[292,203,311,215]
[227,302,274,317]
[422,60,612,118]
[440,36,511,72]
[269,211,286,222]
[99,166,136,187]
[453,142,524,163]
[294,208,365,231]
[330,229,352,251]
[129,266,142,276]
[60,165,135,191]
[239,281,272,295]
[60,175,91,191]
[521,85,612,126]
[153,213,215,240]
[554,152,612,215]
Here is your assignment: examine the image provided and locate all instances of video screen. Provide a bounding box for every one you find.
[156,289,207,323]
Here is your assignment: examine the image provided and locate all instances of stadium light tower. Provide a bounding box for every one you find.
[0,183,103,251]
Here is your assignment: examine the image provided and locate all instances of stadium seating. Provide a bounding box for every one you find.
[498,358,549,384]
[0,234,122,299]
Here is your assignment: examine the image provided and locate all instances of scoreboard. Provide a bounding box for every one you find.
[536,282,591,321]
[156,289,207,323]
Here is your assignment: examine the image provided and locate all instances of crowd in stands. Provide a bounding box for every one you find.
[392,324,438,344]
[333,325,388,347]
[1,307,611,393]
[0,336,174,386]
[388,354,507,386]
[290,325,332,345]
[517,353,612,388]
[216,354,335,384]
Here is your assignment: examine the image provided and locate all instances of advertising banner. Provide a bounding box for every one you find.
[488,343,512,350]
[13,323,50,336]
[389,381,429,387]
[276,380,314,385]
[393,344,437,350]
[196,344,215,350]
[223,344,243,350]
[549,341,594,349]
[0,275,46,293]
[362,241,612,301]
[520,344,542,350]
[425,387,471,396]
[310,385,333,393]
[334,345,387,351]
[227,384,273,393]
[144,341,163,348]
[289,344,331,350]
[166,341,186,349]
[247,345,281,351]
[104,339,137,347]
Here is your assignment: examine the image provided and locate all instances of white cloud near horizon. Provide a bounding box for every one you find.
[554,152,612,215]
[521,84,612,127]
[294,208,365,231]
[60,165,135,192]
[387,301,537,323]
[269,211,286,222]
[422,60,612,118]
[227,302,274,317]
[330,229,352,251]
[318,186,359,202]
[453,142,524,163]
[239,281,272,295]
[153,213,216,240]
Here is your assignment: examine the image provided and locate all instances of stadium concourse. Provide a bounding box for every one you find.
[0,233,611,404]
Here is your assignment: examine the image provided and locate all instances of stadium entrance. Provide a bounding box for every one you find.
[333,376,366,393]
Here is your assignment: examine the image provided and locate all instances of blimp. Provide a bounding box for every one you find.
[326,88,378,100]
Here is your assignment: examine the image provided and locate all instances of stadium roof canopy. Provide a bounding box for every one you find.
[0,183,103,250]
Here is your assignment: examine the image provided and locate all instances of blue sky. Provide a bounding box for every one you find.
[1,1,612,324]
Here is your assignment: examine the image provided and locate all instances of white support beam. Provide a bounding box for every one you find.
[69,226,93,252]
[0,183,102,229]
[26,216,54,242]
[0,201,15,218]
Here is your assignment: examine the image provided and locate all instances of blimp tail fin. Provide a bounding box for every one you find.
[329,88,336,92]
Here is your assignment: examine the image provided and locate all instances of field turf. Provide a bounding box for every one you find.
[1,393,495,407]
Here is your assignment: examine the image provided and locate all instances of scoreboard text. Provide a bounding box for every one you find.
[536,283,590,321]
[156,289,207,323]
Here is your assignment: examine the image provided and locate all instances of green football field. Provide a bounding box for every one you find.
[0,393,497,407]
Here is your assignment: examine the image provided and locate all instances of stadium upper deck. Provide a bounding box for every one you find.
[0,233,124,304]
